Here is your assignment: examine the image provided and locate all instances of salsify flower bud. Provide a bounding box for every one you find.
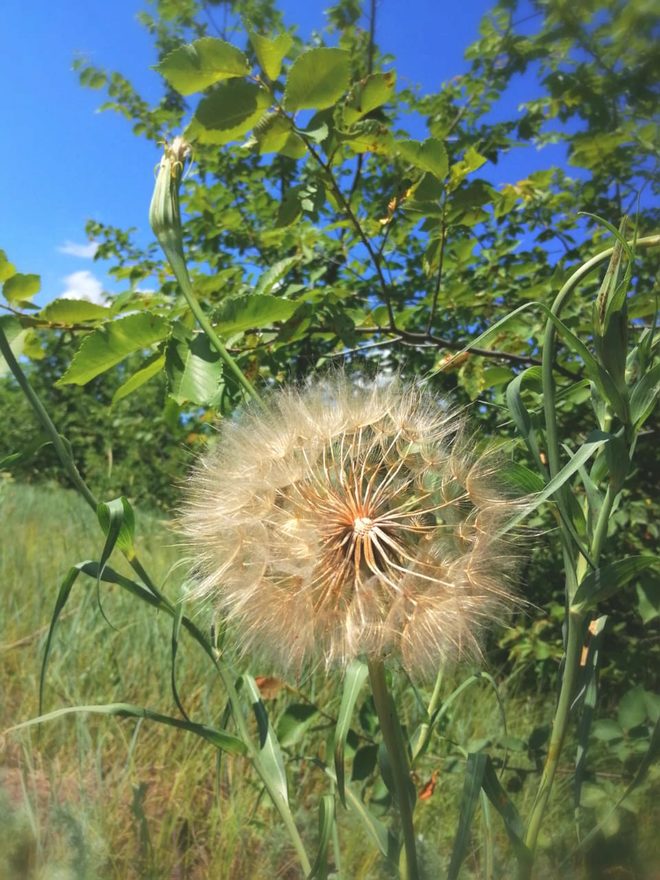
[181,374,524,680]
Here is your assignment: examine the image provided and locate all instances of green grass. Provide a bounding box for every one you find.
[1,480,657,879]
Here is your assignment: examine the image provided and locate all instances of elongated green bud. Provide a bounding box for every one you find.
[148,137,260,403]
[149,136,191,258]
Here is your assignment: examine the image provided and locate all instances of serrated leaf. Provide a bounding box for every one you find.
[572,556,659,612]
[112,352,165,404]
[249,31,292,81]
[343,71,396,125]
[188,80,271,145]
[339,120,394,155]
[58,313,170,386]
[0,249,16,282]
[284,48,350,111]
[255,256,300,296]
[213,293,298,335]
[41,298,111,323]
[165,333,223,405]
[251,112,306,157]
[397,138,448,179]
[3,273,40,303]
[156,37,249,95]
[0,315,28,377]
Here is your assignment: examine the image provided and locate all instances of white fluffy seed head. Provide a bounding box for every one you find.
[180,374,526,680]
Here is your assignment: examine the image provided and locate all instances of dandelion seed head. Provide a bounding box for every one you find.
[181,374,525,679]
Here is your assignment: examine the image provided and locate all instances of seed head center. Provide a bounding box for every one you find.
[353,515,374,536]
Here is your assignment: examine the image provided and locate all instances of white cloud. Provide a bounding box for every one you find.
[61,270,107,305]
[58,240,99,259]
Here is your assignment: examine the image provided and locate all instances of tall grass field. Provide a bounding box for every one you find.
[1,481,657,879]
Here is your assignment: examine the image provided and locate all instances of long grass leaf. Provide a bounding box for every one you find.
[448,752,488,880]
[334,659,368,807]
[308,794,336,880]
[6,703,247,755]
[243,674,289,805]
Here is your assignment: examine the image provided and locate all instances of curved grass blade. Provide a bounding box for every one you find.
[505,367,545,473]
[448,752,488,880]
[315,759,396,862]
[572,556,659,612]
[171,599,190,721]
[39,566,82,715]
[6,702,247,755]
[308,794,336,880]
[334,658,368,807]
[497,430,611,538]
[480,756,531,871]
[243,674,289,805]
[95,497,136,628]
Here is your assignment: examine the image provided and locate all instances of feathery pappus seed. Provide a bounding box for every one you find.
[180,375,524,680]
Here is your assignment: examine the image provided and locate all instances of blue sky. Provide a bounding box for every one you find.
[2,0,549,307]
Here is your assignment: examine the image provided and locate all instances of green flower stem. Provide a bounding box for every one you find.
[149,138,261,405]
[368,659,419,880]
[524,233,659,868]
[0,323,312,876]
[523,610,584,866]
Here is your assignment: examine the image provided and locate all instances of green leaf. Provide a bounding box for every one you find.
[334,659,368,807]
[506,367,545,470]
[0,249,16,282]
[39,566,81,714]
[449,752,488,880]
[243,674,289,805]
[165,334,223,405]
[188,80,271,145]
[251,113,307,158]
[316,761,394,860]
[249,31,292,81]
[308,794,335,880]
[343,71,396,125]
[449,146,487,188]
[58,313,170,386]
[3,273,40,303]
[40,299,111,323]
[112,352,165,404]
[283,48,350,111]
[618,687,648,731]
[338,120,394,155]
[630,362,660,429]
[572,556,659,612]
[155,37,250,96]
[8,703,246,756]
[499,430,612,537]
[397,138,448,179]
[255,256,300,296]
[0,315,28,377]
[481,758,531,870]
[277,703,318,748]
[97,497,136,566]
[213,293,298,336]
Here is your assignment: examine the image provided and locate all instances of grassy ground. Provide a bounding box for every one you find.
[1,480,657,879]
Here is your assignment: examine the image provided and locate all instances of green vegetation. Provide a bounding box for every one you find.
[1,0,658,877]
[2,483,656,879]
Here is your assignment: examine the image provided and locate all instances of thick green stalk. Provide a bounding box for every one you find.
[524,234,659,867]
[149,138,260,404]
[368,659,419,880]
